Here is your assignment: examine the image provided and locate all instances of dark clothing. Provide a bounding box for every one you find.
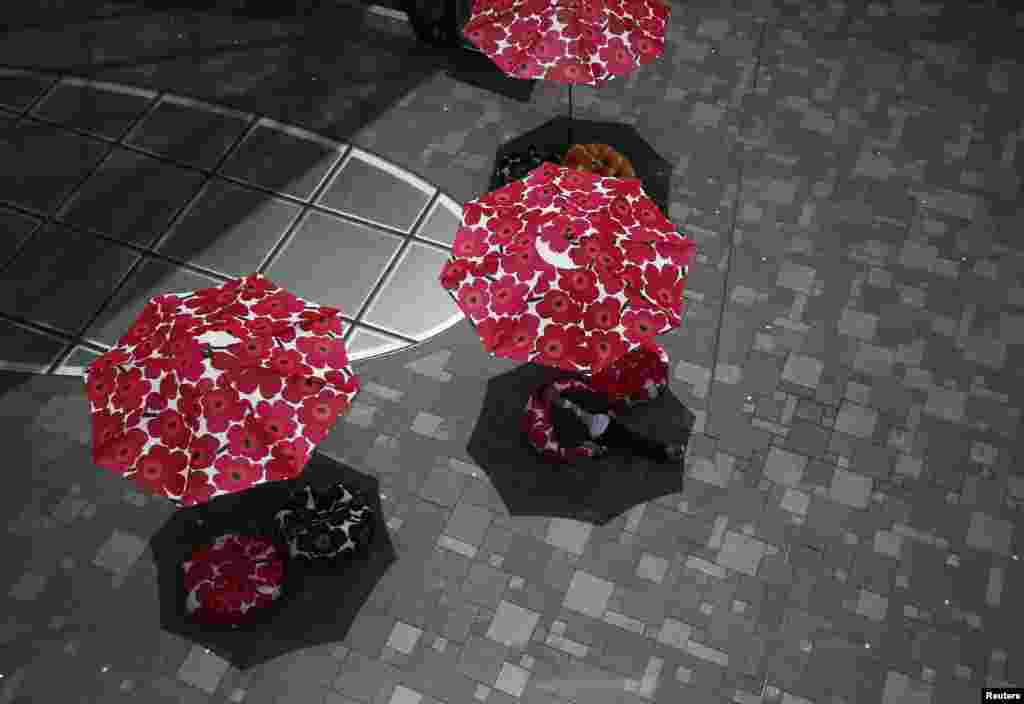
[551,406,671,463]
[596,418,670,463]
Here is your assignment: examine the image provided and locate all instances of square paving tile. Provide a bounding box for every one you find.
[563,570,614,618]
[0,69,56,111]
[318,149,433,232]
[965,511,1013,555]
[345,327,406,360]
[265,211,402,318]
[0,207,40,266]
[155,178,302,275]
[93,529,147,575]
[125,96,250,169]
[219,119,344,201]
[0,120,110,214]
[415,194,461,246]
[177,645,230,694]
[58,147,206,247]
[0,223,139,335]
[0,319,67,372]
[82,256,223,346]
[486,601,539,647]
[30,78,155,140]
[362,242,461,340]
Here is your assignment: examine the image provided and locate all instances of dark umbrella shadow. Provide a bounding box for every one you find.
[491,117,673,214]
[466,363,695,525]
[150,452,396,669]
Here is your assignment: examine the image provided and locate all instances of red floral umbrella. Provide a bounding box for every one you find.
[439,162,696,374]
[84,274,360,506]
[464,0,670,136]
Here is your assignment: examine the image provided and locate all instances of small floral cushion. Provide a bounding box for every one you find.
[183,533,285,628]
[522,378,617,463]
[275,483,373,563]
[590,343,669,411]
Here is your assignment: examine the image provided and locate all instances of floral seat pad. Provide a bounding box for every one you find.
[183,533,285,627]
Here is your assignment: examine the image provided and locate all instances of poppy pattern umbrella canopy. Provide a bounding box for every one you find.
[463,0,670,86]
[440,162,696,373]
[84,274,360,506]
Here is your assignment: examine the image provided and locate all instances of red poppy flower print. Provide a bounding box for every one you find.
[181,471,216,506]
[130,335,164,363]
[264,348,304,378]
[239,274,276,300]
[508,15,542,39]
[622,239,657,265]
[91,410,124,450]
[119,305,162,347]
[325,368,359,396]
[471,252,501,278]
[605,177,643,199]
[457,281,491,321]
[488,276,530,316]
[486,214,524,245]
[86,369,116,407]
[656,235,697,267]
[186,285,240,316]
[524,182,558,209]
[227,417,271,461]
[245,316,277,338]
[586,331,628,371]
[621,309,666,343]
[538,216,574,253]
[134,445,188,497]
[628,29,663,64]
[95,429,148,474]
[453,226,490,260]
[537,289,583,324]
[251,290,306,319]
[227,335,272,365]
[297,335,349,369]
[299,390,350,443]
[189,434,220,469]
[111,368,149,413]
[620,264,645,293]
[440,259,470,290]
[200,387,248,433]
[266,437,310,481]
[494,315,540,360]
[475,317,504,353]
[461,201,493,227]
[282,375,325,403]
[583,297,622,330]
[212,455,262,493]
[559,269,599,304]
[549,59,593,84]
[598,37,636,76]
[609,196,638,226]
[255,400,297,443]
[148,410,191,449]
[177,379,212,423]
[229,365,283,400]
[299,309,344,335]
[535,324,585,368]
[643,263,685,315]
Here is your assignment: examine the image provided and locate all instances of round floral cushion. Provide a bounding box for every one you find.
[275,483,373,563]
[183,533,285,628]
[522,378,617,463]
[590,343,669,410]
[563,143,636,178]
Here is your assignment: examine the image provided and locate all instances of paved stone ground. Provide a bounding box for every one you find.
[1,1,1023,703]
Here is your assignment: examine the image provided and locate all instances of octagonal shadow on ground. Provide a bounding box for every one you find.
[467,363,695,525]
[150,452,395,669]
[491,117,673,215]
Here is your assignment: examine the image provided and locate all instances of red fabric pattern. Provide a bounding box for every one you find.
[85,274,360,505]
